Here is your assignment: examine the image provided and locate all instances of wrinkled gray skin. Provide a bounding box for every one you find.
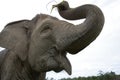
[0,1,104,80]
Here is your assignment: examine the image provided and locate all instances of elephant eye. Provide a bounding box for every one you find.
[41,24,52,33]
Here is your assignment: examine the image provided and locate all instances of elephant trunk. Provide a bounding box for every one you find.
[55,1,105,54]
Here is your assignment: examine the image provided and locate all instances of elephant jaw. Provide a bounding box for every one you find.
[54,52,72,75]
[49,47,72,75]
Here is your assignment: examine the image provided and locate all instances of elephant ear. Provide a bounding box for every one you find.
[0,20,29,61]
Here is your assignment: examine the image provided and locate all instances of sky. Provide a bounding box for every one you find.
[0,0,120,79]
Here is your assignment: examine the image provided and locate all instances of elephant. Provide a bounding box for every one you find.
[0,1,104,80]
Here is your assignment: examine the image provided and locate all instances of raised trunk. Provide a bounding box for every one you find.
[56,1,104,54]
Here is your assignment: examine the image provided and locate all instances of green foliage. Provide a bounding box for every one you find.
[47,71,120,80]
[60,71,120,80]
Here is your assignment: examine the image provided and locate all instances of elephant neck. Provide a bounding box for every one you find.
[19,60,40,80]
[0,51,42,80]
[16,58,46,80]
[14,59,45,80]
[14,59,41,80]
[22,60,46,80]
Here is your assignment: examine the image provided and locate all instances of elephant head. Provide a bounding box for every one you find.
[0,1,104,79]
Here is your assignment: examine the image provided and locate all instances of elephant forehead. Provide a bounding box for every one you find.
[33,14,70,31]
[32,14,65,27]
[35,19,59,29]
[40,14,58,20]
[36,14,58,21]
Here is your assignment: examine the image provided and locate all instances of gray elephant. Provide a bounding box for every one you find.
[0,1,104,80]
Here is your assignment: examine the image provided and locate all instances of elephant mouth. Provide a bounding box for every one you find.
[49,46,72,75]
